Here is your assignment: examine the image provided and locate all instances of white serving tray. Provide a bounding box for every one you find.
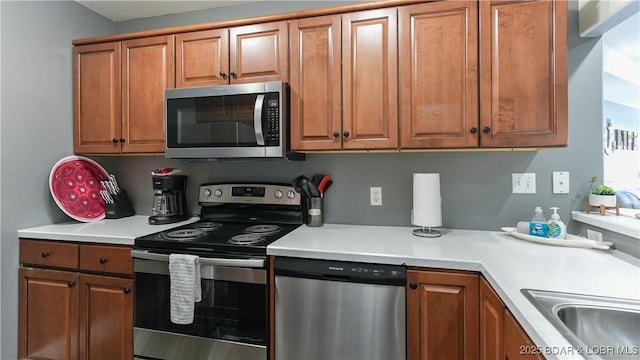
[500,227,613,250]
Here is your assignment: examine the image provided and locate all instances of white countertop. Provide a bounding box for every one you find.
[17,215,199,245]
[572,209,640,239]
[268,224,640,360]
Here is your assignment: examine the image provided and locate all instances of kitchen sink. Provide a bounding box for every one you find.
[522,289,640,359]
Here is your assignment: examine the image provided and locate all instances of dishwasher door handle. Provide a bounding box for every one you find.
[131,249,265,268]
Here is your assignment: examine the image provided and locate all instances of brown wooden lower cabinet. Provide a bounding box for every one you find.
[19,268,80,360]
[407,269,542,360]
[407,269,480,360]
[18,239,133,360]
[480,276,505,359]
[79,274,133,360]
[480,277,544,360]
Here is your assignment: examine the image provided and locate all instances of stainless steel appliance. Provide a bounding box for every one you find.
[148,175,190,225]
[133,183,304,360]
[165,81,302,160]
[274,257,406,360]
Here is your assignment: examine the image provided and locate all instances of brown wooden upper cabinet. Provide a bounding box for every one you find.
[343,9,399,150]
[73,35,174,154]
[400,0,566,149]
[399,0,479,149]
[289,15,342,150]
[479,0,567,147]
[73,0,567,153]
[122,36,175,153]
[291,0,567,151]
[289,9,398,150]
[73,42,121,154]
[176,21,288,87]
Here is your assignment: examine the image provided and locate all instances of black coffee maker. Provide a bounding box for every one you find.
[148,175,189,225]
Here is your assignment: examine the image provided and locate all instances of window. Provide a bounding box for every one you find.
[602,12,640,204]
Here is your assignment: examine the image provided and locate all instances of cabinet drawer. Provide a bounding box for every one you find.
[80,244,133,275]
[20,239,79,270]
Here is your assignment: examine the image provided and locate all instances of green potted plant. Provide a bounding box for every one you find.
[588,176,616,207]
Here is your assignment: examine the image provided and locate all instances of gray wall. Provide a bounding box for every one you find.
[0,2,114,358]
[0,1,606,358]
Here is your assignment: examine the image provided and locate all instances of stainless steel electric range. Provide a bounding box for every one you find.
[131,183,304,360]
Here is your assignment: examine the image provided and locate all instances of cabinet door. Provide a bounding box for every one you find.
[73,42,121,154]
[480,278,505,360]
[121,35,175,153]
[289,15,342,150]
[479,0,567,147]
[342,9,398,149]
[505,311,544,360]
[19,268,79,360]
[79,274,133,360]
[176,29,230,87]
[230,21,288,84]
[399,1,478,148]
[407,270,479,360]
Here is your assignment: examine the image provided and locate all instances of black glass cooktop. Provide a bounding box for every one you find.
[135,220,301,256]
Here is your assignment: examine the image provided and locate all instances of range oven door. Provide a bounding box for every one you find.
[131,250,268,360]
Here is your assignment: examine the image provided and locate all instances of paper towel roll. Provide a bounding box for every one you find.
[412,173,442,227]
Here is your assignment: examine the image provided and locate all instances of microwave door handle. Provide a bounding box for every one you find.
[254,94,265,146]
[130,249,265,268]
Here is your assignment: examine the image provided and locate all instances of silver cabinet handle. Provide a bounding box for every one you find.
[254,94,265,146]
[130,249,265,268]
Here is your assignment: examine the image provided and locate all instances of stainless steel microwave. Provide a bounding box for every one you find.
[165,81,301,160]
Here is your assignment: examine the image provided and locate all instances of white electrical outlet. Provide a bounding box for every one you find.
[370,187,382,206]
[553,171,570,194]
[512,173,536,194]
[587,229,603,242]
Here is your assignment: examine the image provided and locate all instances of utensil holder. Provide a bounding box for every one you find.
[105,189,135,219]
[307,197,323,227]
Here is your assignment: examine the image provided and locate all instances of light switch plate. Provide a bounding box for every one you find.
[553,171,570,194]
[512,173,536,194]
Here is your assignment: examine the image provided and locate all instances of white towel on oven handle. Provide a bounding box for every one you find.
[168,254,202,324]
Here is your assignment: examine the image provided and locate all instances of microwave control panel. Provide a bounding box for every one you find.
[265,97,280,146]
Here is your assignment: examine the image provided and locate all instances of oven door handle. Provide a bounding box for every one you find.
[131,250,265,268]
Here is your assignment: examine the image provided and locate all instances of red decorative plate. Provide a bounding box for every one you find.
[49,156,108,222]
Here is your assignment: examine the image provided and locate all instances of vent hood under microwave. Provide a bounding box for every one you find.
[164,81,303,161]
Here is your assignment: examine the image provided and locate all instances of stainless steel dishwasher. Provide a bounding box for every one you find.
[274,257,406,360]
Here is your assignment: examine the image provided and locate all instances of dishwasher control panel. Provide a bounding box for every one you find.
[274,257,406,286]
[330,264,405,278]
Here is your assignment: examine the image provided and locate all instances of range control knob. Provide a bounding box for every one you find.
[214,189,223,197]
[202,189,212,198]
[286,190,296,199]
[274,190,283,199]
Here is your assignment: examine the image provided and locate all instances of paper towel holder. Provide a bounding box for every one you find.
[411,210,442,238]
[411,209,441,238]
[413,226,441,238]
[411,173,442,238]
